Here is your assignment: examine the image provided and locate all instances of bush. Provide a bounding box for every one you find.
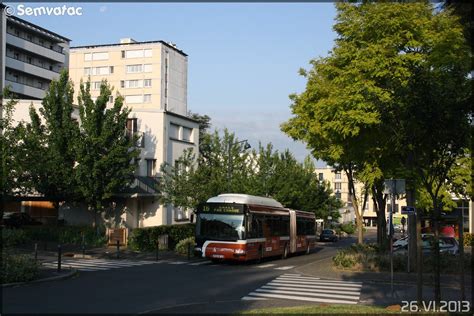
[340,223,356,235]
[2,229,31,247]
[12,226,107,247]
[463,233,473,247]
[1,252,39,284]
[332,250,357,268]
[128,223,195,251]
[175,237,196,255]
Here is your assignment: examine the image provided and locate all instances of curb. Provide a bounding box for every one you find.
[1,268,78,288]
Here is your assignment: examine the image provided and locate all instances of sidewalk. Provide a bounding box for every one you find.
[14,244,198,263]
[295,256,472,289]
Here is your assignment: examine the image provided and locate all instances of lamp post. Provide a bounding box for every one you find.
[227,139,251,192]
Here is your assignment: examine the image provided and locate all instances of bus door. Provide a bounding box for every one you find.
[289,210,297,253]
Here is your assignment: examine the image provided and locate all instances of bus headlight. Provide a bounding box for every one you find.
[234,249,246,255]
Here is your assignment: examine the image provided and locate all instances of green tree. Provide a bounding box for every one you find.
[0,89,24,216]
[75,80,139,228]
[23,71,79,211]
[282,1,471,300]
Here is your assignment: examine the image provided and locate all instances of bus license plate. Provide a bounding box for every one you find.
[212,254,224,258]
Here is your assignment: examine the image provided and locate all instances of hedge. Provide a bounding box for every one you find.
[2,226,107,247]
[128,223,195,251]
[1,252,39,284]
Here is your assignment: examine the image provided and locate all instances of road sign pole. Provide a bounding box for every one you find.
[390,190,395,297]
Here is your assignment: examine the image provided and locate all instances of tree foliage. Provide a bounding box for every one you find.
[22,71,79,205]
[160,126,341,220]
[281,2,471,245]
[75,80,139,226]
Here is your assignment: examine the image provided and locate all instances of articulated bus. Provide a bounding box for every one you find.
[195,194,316,261]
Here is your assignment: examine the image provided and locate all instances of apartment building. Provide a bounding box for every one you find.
[67,38,199,228]
[0,4,70,100]
[316,166,473,233]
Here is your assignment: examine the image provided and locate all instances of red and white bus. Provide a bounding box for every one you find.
[195,194,316,262]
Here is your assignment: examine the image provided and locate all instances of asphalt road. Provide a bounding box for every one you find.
[2,236,358,314]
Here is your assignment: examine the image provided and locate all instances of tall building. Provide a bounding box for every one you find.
[68,38,199,227]
[316,166,473,233]
[0,4,70,100]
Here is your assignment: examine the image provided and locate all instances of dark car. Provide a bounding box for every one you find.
[319,229,338,242]
[3,212,42,228]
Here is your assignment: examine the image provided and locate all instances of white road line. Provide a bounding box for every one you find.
[245,292,358,304]
[168,261,188,265]
[241,296,267,301]
[62,260,152,267]
[259,287,360,300]
[189,261,210,266]
[276,276,362,284]
[268,282,361,293]
[270,279,362,288]
[282,274,301,276]
[43,263,109,270]
[257,264,276,268]
[274,266,295,270]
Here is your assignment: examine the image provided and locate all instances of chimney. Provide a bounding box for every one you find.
[120,38,137,44]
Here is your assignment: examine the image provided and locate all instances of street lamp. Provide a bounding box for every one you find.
[227,139,251,192]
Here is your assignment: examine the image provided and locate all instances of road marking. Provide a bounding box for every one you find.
[274,266,295,270]
[244,292,358,304]
[168,261,187,265]
[241,274,362,304]
[241,296,267,301]
[43,259,159,272]
[257,264,276,268]
[188,260,210,266]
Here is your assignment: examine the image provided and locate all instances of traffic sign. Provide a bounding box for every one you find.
[401,206,415,215]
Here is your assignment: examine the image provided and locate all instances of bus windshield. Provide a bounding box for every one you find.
[197,213,245,240]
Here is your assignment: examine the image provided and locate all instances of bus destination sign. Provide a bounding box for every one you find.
[201,204,243,214]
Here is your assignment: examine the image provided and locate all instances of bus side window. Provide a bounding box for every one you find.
[249,215,263,238]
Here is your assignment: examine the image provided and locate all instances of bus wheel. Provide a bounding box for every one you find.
[306,244,311,255]
[282,244,289,259]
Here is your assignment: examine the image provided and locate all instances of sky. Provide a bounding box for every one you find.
[6,2,337,165]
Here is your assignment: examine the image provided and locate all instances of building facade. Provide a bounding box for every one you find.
[0,5,70,100]
[316,166,473,233]
[67,38,199,228]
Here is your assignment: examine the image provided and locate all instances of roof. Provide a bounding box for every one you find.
[207,194,284,208]
[71,40,187,57]
[2,6,71,42]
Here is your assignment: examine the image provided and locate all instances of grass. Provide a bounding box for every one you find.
[240,304,402,314]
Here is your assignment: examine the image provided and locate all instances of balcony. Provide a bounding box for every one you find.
[4,79,46,100]
[6,33,66,64]
[6,56,60,81]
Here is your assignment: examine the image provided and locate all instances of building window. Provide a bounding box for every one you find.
[144,79,152,87]
[92,81,102,90]
[318,173,324,181]
[120,80,125,88]
[146,159,156,177]
[109,96,114,103]
[174,207,189,221]
[335,171,341,179]
[335,183,341,190]
[84,53,92,61]
[126,118,138,135]
[84,68,91,75]
[109,66,114,74]
[144,49,153,57]
[124,95,143,104]
[143,94,151,103]
[170,123,180,139]
[126,64,143,73]
[182,127,193,142]
[335,192,341,200]
[121,50,125,58]
[144,64,153,72]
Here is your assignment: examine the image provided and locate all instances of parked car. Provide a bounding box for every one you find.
[394,235,459,255]
[3,212,42,228]
[319,229,338,242]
